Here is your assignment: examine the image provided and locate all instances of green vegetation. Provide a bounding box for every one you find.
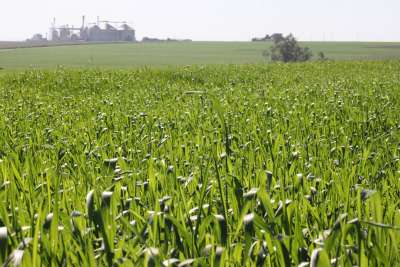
[1,42,400,69]
[0,61,399,266]
[266,34,313,62]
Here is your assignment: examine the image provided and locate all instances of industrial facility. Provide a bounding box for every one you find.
[49,16,136,42]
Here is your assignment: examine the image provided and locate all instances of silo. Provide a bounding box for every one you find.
[59,28,70,41]
[51,30,59,41]
[120,24,136,42]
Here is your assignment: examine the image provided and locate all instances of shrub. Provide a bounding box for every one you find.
[317,51,328,61]
[265,34,313,63]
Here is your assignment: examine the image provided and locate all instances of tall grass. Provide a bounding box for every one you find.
[0,61,399,266]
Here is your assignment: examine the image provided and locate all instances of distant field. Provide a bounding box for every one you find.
[0,41,99,50]
[1,41,400,69]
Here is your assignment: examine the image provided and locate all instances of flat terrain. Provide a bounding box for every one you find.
[0,41,89,49]
[0,62,399,266]
[1,41,400,69]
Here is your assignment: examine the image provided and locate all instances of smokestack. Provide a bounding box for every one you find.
[82,15,85,28]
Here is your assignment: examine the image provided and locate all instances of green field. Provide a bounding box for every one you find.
[1,41,400,69]
[0,61,400,266]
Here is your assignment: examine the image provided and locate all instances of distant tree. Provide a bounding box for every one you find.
[266,34,313,63]
[251,34,272,42]
[270,33,285,42]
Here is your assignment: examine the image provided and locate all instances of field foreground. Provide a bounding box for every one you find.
[0,62,400,266]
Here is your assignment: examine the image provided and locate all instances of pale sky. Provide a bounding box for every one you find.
[0,0,399,41]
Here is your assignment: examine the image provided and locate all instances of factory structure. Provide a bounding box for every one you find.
[49,16,136,42]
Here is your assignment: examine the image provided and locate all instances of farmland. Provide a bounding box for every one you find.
[0,61,399,266]
[1,41,400,70]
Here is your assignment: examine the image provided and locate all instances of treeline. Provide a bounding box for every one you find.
[142,37,192,43]
[252,33,285,42]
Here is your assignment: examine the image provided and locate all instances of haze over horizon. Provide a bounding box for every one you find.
[1,0,399,42]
